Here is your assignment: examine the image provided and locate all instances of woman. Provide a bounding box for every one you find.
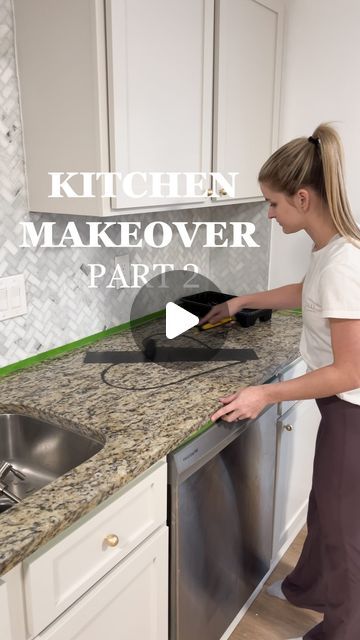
[201,123,360,640]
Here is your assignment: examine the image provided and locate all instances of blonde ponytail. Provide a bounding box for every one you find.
[258,123,360,243]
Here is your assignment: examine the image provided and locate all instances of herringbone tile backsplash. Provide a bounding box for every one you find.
[0,0,270,367]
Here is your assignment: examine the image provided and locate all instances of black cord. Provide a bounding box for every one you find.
[100,360,247,392]
[99,325,252,391]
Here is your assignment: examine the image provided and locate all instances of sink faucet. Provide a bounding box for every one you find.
[0,461,26,504]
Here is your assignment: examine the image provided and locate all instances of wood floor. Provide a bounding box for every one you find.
[229,528,322,640]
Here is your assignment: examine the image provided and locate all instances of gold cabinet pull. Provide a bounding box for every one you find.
[219,188,227,196]
[207,188,213,196]
[104,534,119,547]
[284,424,293,432]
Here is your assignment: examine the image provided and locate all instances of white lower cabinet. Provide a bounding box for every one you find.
[0,579,12,640]
[23,459,168,640]
[35,526,168,640]
[24,461,167,635]
[0,459,167,640]
[272,398,321,559]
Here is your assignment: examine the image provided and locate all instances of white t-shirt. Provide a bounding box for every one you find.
[299,233,360,405]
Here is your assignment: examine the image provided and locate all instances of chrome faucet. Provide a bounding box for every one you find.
[0,461,26,504]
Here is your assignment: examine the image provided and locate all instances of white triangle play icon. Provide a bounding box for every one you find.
[166,302,199,339]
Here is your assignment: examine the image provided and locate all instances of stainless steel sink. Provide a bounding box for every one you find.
[0,413,103,514]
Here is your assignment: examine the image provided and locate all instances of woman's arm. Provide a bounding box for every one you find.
[237,282,303,311]
[211,317,360,422]
[200,282,303,325]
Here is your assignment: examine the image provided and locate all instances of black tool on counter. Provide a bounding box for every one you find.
[176,291,234,317]
[176,291,272,328]
[235,308,273,327]
[84,346,258,364]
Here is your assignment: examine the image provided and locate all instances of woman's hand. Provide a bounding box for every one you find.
[211,385,270,422]
[199,297,243,325]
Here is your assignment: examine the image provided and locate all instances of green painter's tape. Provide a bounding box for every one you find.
[278,308,302,316]
[178,419,214,447]
[0,309,165,379]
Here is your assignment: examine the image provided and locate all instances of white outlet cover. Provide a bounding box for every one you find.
[0,274,27,321]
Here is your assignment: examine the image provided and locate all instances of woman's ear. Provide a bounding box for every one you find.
[296,188,311,211]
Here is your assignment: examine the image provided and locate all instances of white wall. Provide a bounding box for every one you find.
[269,0,360,288]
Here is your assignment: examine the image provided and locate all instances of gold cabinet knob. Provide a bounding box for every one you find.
[104,534,119,547]
[207,188,213,196]
[219,188,227,196]
[284,424,293,432]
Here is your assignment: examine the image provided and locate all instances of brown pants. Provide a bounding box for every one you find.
[281,395,360,640]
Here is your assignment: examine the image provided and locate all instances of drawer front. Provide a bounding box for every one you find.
[24,460,167,636]
[37,526,168,640]
[278,358,307,416]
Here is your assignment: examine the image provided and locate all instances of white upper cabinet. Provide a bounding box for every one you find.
[106,0,214,209]
[213,0,284,201]
[13,0,284,215]
[13,0,110,216]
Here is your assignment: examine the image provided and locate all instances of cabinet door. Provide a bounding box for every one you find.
[272,399,320,559]
[24,460,167,636]
[0,580,12,640]
[13,0,110,216]
[37,527,168,640]
[213,0,284,200]
[278,357,308,415]
[107,0,214,209]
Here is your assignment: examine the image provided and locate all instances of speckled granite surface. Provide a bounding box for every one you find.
[0,312,302,576]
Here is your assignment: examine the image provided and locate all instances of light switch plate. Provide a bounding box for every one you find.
[0,274,27,321]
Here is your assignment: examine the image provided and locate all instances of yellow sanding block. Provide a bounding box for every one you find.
[198,317,234,331]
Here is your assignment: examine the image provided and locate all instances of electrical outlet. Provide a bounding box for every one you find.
[0,274,27,321]
[114,254,130,289]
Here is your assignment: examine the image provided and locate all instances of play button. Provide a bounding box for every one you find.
[83,270,259,378]
[129,269,229,370]
[165,302,198,339]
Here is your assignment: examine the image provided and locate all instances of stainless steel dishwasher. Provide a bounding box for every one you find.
[168,403,278,640]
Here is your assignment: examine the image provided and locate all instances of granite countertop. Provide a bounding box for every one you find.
[0,312,302,576]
